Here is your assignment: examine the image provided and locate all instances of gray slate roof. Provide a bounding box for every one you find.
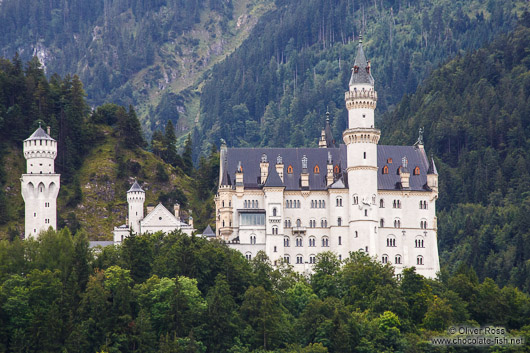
[349,39,375,86]
[264,167,284,187]
[225,145,433,192]
[26,127,55,141]
[202,225,215,237]
[324,116,335,148]
[128,180,144,192]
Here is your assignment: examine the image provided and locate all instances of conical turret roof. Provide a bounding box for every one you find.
[128,180,144,192]
[349,37,374,86]
[25,126,55,141]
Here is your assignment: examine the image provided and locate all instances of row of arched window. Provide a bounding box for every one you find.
[419,200,428,209]
[244,200,259,208]
[285,200,300,208]
[310,200,326,208]
[380,218,428,229]
[386,235,426,248]
[284,236,331,248]
[283,254,317,265]
[381,254,426,267]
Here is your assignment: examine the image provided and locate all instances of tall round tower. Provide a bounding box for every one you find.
[343,37,380,255]
[127,180,145,234]
[21,125,60,239]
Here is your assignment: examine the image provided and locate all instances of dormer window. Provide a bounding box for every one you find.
[287,165,293,174]
[314,165,320,174]
[354,65,359,73]
[334,165,340,174]
[382,165,389,174]
[414,166,420,175]
[387,158,392,163]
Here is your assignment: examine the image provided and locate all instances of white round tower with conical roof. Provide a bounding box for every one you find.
[21,125,60,239]
[343,36,380,256]
[127,180,145,234]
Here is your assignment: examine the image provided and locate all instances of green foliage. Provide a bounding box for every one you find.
[1,229,530,352]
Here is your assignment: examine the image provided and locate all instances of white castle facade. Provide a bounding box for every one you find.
[21,126,60,239]
[215,39,440,278]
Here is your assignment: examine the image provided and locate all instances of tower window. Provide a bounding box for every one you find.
[363,152,366,159]
[338,236,342,245]
[314,165,320,174]
[287,165,293,174]
[334,165,340,174]
[364,209,368,216]
[362,114,366,118]
[337,217,342,226]
[284,237,290,247]
[414,166,420,175]
[382,165,389,174]
[395,255,402,264]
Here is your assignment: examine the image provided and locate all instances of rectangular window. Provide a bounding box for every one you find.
[338,236,342,245]
[240,213,265,226]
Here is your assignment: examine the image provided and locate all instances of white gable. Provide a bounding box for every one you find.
[141,203,182,228]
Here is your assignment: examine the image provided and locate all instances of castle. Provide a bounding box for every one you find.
[112,181,194,243]
[21,125,60,239]
[215,39,440,278]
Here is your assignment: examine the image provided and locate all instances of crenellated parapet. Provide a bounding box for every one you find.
[343,127,381,145]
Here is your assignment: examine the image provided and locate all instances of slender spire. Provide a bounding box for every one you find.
[349,36,374,86]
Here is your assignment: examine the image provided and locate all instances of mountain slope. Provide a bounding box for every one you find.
[380,16,530,291]
[194,0,527,156]
[0,0,274,138]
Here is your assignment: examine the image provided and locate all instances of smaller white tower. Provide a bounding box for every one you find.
[21,125,60,239]
[127,180,145,234]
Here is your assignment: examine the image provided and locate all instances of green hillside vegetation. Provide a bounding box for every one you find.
[380,15,530,291]
[194,0,527,156]
[0,57,219,239]
[1,230,529,352]
[0,0,275,139]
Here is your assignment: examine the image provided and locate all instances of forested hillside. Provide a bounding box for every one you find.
[380,16,530,291]
[0,0,274,137]
[0,230,529,352]
[0,57,219,239]
[195,0,526,156]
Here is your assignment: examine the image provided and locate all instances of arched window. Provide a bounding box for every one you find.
[387,158,393,163]
[284,237,290,247]
[334,165,340,174]
[414,166,420,175]
[386,236,396,247]
[394,219,401,228]
[353,195,358,205]
[311,200,314,208]
[288,219,291,227]
[322,237,329,247]
[417,255,424,265]
[245,252,252,260]
[309,236,316,247]
[309,255,316,264]
[322,200,325,208]
[355,231,358,238]
[382,254,388,264]
[382,165,389,174]
[296,219,301,227]
[287,165,293,174]
[420,220,427,229]
[380,219,385,227]
[415,237,424,248]
[314,165,320,174]
[272,226,278,235]
[337,217,342,226]
[336,197,343,207]
[283,255,290,264]
[250,235,256,244]
[296,237,303,247]
[318,200,322,208]
[296,255,303,264]
[380,199,385,208]
[395,254,402,264]
[272,208,277,216]
[364,209,368,216]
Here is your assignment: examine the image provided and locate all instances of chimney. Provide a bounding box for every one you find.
[147,205,154,214]
[319,129,327,148]
[301,155,309,188]
[174,203,180,220]
[399,157,410,189]
[47,126,51,135]
[260,154,269,184]
[326,152,334,186]
[276,155,284,182]
[235,161,244,193]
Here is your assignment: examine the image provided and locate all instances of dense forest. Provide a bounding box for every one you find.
[194,0,524,156]
[0,229,529,352]
[380,16,530,291]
